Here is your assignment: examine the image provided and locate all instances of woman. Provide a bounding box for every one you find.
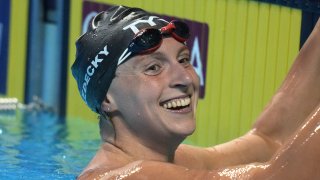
[72,6,320,179]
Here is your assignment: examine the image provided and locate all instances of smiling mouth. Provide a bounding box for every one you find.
[160,96,191,111]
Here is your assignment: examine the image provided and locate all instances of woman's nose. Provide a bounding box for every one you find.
[168,62,193,91]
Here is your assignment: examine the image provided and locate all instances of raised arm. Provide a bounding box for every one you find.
[175,18,320,169]
[253,18,320,145]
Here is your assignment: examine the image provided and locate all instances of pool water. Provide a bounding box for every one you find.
[0,110,101,179]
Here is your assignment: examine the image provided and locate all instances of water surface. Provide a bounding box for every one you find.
[0,111,100,179]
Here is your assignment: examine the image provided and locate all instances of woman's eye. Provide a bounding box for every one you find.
[178,57,191,67]
[147,65,160,71]
[144,64,162,75]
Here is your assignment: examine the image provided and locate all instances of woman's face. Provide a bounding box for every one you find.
[107,37,200,143]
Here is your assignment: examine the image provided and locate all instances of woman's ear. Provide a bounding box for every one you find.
[101,93,114,113]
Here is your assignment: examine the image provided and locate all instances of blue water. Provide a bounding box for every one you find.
[0,111,100,179]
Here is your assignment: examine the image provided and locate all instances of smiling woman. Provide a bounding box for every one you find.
[71,6,200,169]
[71,5,320,179]
[107,38,198,141]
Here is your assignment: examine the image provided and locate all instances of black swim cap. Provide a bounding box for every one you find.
[71,6,168,113]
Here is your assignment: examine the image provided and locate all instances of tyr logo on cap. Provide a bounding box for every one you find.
[122,16,168,34]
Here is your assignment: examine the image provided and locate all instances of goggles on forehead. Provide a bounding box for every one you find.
[127,20,190,55]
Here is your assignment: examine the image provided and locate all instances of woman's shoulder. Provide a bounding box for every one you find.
[77,144,134,179]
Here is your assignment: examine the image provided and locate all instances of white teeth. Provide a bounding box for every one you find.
[180,99,185,106]
[172,101,177,108]
[185,98,190,105]
[161,97,191,109]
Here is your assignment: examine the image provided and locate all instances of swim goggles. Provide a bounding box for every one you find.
[127,20,190,55]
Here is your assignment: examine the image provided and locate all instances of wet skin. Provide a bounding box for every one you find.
[109,38,199,144]
[78,19,320,179]
[100,37,199,162]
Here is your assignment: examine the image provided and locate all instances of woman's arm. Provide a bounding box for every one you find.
[253,104,320,179]
[253,18,320,144]
[175,18,320,169]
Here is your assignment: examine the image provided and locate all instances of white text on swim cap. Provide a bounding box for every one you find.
[81,45,109,102]
[123,16,168,34]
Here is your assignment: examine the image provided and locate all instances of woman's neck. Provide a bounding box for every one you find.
[112,131,182,163]
[103,116,185,163]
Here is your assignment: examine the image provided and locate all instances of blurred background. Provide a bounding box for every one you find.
[1,0,320,153]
